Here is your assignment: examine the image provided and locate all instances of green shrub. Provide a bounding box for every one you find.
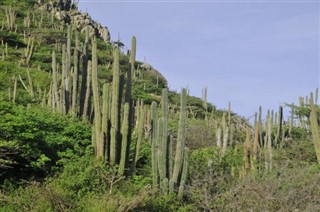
[0,101,91,181]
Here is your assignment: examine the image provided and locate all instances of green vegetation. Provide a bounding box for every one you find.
[0,0,319,211]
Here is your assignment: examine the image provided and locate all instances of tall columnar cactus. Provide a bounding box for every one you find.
[202,86,208,119]
[91,37,103,158]
[228,101,231,128]
[252,120,260,172]
[267,110,273,170]
[5,6,16,31]
[216,127,222,148]
[151,101,158,186]
[160,88,169,181]
[131,101,145,175]
[310,92,320,164]
[129,36,136,78]
[289,103,294,136]
[275,106,283,146]
[129,36,136,71]
[119,102,130,176]
[71,30,80,117]
[82,60,92,120]
[243,127,251,177]
[222,126,229,156]
[178,147,189,199]
[110,47,121,165]
[172,88,187,186]
[24,36,34,65]
[80,26,90,117]
[102,83,111,159]
[12,76,17,103]
[51,51,59,110]
[258,106,263,146]
[151,88,188,196]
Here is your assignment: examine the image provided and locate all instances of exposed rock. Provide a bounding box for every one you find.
[38,0,110,43]
[141,62,153,70]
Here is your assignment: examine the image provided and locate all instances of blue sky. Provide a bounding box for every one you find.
[79,0,319,120]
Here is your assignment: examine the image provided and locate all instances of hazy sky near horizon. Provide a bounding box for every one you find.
[79,0,319,120]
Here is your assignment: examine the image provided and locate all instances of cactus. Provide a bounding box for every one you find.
[131,101,145,174]
[102,83,111,159]
[161,88,169,178]
[310,92,320,164]
[157,118,165,183]
[110,47,121,165]
[80,27,90,117]
[243,127,251,176]
[151,101,158,186]
[258,106,263,146]
[252,120,260,172]
[178,147,189,198]
[172,88,187,185]
[202,86,208,119]
[216,127,222,148]
[51,51,60,109]
[129,36,136,78]
[5,6,16,31]
[150,88,188,195]
[230,123,234,146]
[119,102,130,175]
[82,60,92,120]
[222,126,229,156]
[26,69,35,99]
[71,31,80,117]
[289,103,294,136]
[267,110,273,170]
[91,37,103,159]
[275,106,283,146]
[12,75,17,103]
[24,36,34,65]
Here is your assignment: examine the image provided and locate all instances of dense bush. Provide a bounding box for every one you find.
[0,101,91,182]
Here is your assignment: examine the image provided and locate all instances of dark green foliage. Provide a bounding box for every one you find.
[0,101,91,181]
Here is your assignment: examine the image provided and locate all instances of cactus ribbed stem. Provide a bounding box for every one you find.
[102,83,110,160]
[253,121,260,162]
[157,118,165,182]
[83,60,92,120]
[178,147,189,198]
[52,51,59,110]
[244,127,251,175]
[131,102,145,174]
[161,88,168,178]
[91,37,103,159]
[110,47,121,165]
[172,88,187,185]
[275,106,283,145]
[80,27,89,117]
[119,103,130,175]
[71,31,79,117]
[216,127,222,148]
[222,126,229,156]
[258,106,263,145]
[151,101,158,186]
[267,111,273,170]
[310,92,320,164]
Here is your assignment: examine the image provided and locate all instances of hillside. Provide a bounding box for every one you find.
[1,0,320,211]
